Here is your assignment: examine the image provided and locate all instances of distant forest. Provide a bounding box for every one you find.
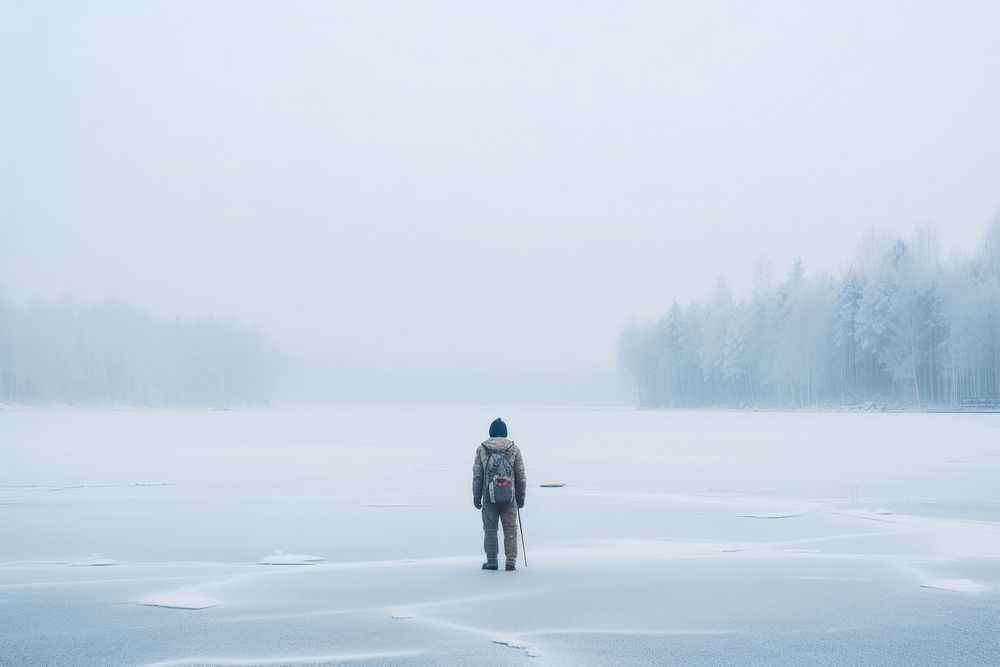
[0,295,277,406]
[619,217,1000,409]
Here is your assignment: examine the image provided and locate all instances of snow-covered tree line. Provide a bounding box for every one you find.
[619,218,1000,409]
[0,294,278,406]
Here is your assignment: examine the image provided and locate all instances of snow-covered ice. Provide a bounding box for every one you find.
[2,407,1000,665]
[258,552,324,565]
[137,593,221,610]
[920,579,988,594]
[69,553,121,567]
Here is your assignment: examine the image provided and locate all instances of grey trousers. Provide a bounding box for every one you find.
[481,501,518,565]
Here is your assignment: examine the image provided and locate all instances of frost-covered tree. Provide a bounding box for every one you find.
[619,217,1000,409]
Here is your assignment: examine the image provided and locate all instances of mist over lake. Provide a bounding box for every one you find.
[3,0,1000,664]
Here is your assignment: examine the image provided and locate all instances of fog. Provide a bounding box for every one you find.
[3,1,1000,405]
[5,6,1000,664]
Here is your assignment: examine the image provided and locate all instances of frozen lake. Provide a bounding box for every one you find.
[2,407,1000,665]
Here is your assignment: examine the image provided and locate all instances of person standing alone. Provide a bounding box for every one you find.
[473,418,526,571]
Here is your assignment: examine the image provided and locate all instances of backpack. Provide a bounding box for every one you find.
[485,445,515,505]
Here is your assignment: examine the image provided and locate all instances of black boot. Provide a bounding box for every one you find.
[505,562,516,571]
[482,561,498,570]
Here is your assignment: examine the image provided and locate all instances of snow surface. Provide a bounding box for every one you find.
[2,407,1000,665]
[138,593,221,610]
[920,579,989,594]
[258,552,324,565]
[69,553,121,567]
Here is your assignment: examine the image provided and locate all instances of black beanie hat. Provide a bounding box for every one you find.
[489,417,507,438]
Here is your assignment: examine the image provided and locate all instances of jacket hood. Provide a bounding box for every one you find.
[482,437,515,451]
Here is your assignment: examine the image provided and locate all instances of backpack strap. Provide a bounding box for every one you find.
[501,444,515,474]
[484,443,515,475]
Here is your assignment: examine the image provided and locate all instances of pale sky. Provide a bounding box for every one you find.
[3,0,999,374]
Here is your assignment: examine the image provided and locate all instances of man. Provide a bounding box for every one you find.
[472,417,526,571]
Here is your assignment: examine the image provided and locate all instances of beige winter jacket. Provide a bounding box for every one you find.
[472,437,526,507]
